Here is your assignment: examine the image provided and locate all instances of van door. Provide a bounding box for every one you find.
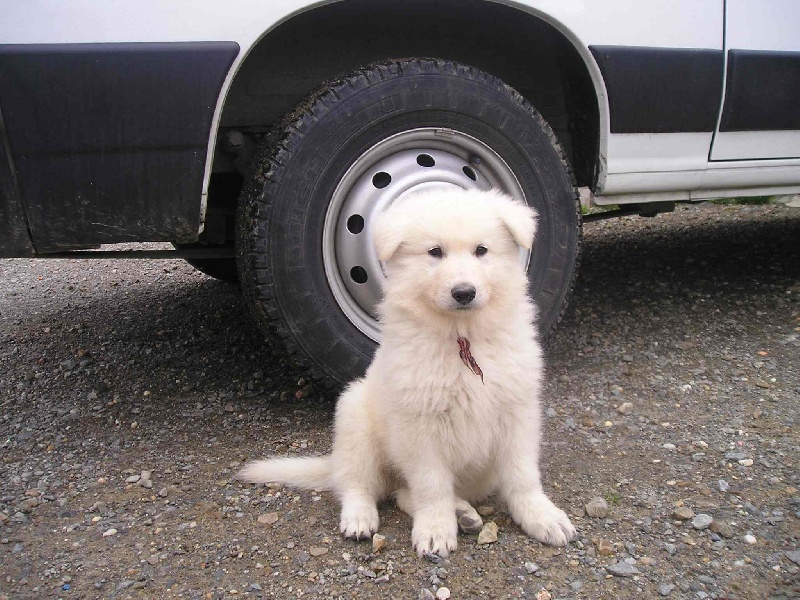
[710,0,800,161]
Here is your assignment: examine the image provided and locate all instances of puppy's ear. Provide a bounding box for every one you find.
[496,199,538,250]
[373,212,405,260]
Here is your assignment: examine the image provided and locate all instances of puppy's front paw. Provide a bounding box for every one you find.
[412,514,458,557]
[509,492,576,546]
[339,500,379,541]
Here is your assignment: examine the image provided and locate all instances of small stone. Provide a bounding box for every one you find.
[672,507,695,521]
[419,589,435,600]
[147,555,159,565]
[663,543,677,556]
[476,505,495,517]
[257,512,279,525]
[18,498,40,512]
[585,497,609,518]
[436,588,451,600]
[372,533,387,552]
[102,528,118,537]
[524,562,539,574]
[658,583,675,596]
[616,402,633,415]
[725,452,747,461]
[595,538,614,556]
[125,475,140,484]
[709,520,734,538]
[477,521,498,545]
[738,459,753,466]
[744,534,757,545]
[424,553,443,564]
[607,562,640,577]
[308,546,328,557]
[718,479,730,492]
[691,514,713,530]
[785,550,800,565]
[157,487,168,497]
[662,443,677,451]
[535,590,552,600]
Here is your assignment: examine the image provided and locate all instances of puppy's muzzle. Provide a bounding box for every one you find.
[451,284,477,306]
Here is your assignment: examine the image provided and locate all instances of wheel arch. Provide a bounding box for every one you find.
[210,0,607,199]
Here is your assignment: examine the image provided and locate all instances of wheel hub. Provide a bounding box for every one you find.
[323,128,526,341]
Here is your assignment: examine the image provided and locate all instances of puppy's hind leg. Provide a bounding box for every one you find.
[331,381,387,541]
[396,489,482,534]
[455,499,484,534]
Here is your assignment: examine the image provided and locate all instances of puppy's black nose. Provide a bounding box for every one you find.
[451,284,476,305]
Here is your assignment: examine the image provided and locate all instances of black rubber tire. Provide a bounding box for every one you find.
[237,58,581,388]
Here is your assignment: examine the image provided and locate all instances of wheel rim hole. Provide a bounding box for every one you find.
[350,266,368,284]
[346,214,365,234]
[416,154,435,167]
[462,166,477,181]
[372,172,392,189]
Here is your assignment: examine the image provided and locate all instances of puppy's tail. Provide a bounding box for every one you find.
[236,456,334,491]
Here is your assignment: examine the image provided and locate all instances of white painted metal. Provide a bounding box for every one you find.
[724,0,800,51]
[602,159,800,197]
[1,0,723,49]
[606,133,714,174]
[595,184,800,205]
[711,131,800,161]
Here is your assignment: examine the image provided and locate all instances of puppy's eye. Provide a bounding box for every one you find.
[475,245,488,257]
[428,246,443,258]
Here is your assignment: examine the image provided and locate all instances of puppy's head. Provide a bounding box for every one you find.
[373,188,537,319]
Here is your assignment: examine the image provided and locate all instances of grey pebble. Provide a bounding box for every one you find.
[606,562,640,577]
[585,497,609,518]
[785,550,800,565]
[691,514,713,530]
[658,583,674,596]
[724,452,747,461]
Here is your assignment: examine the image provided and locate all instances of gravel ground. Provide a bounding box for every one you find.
[1,202,799,600]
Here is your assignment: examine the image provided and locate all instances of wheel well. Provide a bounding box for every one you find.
[211,0,600,221]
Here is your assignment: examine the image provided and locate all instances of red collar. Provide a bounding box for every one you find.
[457,336,484,384]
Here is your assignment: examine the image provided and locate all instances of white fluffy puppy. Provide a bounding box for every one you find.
[238,188,576,557]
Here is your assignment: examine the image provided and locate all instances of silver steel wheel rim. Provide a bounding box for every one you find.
[323,127,527,342]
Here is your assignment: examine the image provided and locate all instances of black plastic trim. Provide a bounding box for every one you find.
[0,103,34,257]
[0,42,239,253]
[719,49,800,132]
[590,46,724,133]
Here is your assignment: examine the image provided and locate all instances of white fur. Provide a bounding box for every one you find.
[238,188,576,556]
